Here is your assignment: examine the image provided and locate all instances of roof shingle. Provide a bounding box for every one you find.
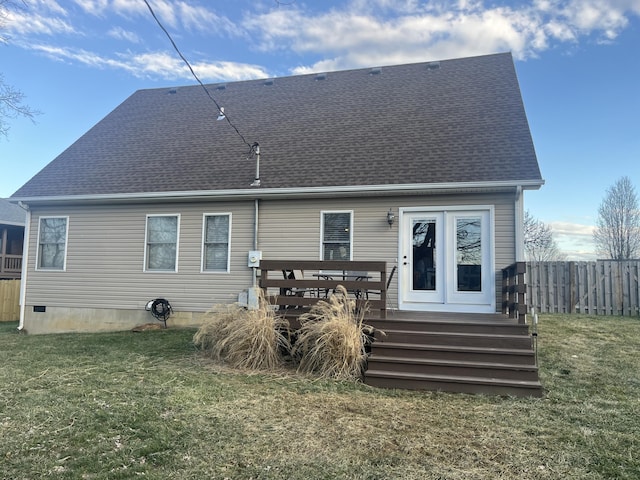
[12,52,541,199]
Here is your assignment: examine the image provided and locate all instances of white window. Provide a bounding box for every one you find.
[36,216,68,271]
[321,211,353,260]
[202,214,231,272]
[145,214,180,272]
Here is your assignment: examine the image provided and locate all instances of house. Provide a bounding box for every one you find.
[10,52,543,335]
[0,198,25,280]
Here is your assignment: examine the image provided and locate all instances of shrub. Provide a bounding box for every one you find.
[193,290,291,371]
[292,285,373,381]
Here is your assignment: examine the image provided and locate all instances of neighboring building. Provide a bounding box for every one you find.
[10,52,543,334]
[0,198,25,280]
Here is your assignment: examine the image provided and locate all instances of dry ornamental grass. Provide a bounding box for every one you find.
[193,290,290,371]
[293,285,373,380]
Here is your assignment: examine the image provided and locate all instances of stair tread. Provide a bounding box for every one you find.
[368,355,538,370]
[378,329,530,339]
[367,317,519,325]
[374,341,534,354]
[365,369,542,387]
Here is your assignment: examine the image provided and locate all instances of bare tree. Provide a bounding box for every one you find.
[524,210,564,261]
[593,176,640,260]
[1,0,40,139]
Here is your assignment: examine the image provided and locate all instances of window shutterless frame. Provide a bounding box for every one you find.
[35,216,69,271]
[201,213,232,273]
[144,214,180,272]
[320,210,353,261]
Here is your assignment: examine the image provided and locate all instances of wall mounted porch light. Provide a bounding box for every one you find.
[387,209,395,228]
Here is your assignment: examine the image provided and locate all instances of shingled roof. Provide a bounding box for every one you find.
[0,198,26,225]
[12,52,542,200]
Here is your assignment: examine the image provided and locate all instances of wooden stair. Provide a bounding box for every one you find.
[364,314,543,397]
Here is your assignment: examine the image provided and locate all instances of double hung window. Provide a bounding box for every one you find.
[202,214,231,272]
[145,215,179,271]
[321,211,352,261]
[37,216,68,270]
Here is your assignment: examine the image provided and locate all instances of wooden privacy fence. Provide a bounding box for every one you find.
[0,280,20,322]
[526,261,640,316]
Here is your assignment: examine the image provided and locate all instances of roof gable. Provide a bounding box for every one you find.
[12,52,541,200]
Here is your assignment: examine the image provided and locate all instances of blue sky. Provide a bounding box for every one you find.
[1,0,639,260]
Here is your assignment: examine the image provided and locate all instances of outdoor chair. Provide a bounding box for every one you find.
[365,265,397,301]
[345,270,371,299]
[280,270,315,308]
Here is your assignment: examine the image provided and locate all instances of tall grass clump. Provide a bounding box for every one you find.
[193,289,290,370]
[293,285,373,381]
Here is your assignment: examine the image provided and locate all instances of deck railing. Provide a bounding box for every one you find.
[502,262,527,324]
[0,254,22,279]
[259,260,388,318]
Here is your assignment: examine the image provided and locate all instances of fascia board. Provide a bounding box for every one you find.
[10,179,544,206]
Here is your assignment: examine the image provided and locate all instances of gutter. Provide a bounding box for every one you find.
[10,179,545,206]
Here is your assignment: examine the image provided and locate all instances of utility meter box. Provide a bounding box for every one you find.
[247,250,262,268]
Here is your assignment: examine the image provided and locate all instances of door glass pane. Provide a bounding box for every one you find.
[412,219,436,291]
[456,217,482,292]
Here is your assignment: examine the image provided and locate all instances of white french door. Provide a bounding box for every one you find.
[399,208,495,313]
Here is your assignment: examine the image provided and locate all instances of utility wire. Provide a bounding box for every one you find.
[142,0,254,153]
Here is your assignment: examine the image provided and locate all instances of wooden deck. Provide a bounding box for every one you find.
[262,260,540,397]
[362,310,542,397]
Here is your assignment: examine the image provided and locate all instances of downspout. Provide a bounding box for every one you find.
[514,186,524,262]
[251,143,260,289]
[252,198,259,288]
[17,203,30,331]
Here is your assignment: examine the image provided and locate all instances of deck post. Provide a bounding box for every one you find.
[502,262,527,324]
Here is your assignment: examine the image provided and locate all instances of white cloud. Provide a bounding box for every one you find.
[246,0,640,73]
[107,26,140,43]
[177,3,241,37]
[73,0,110,16]
[72,0,152,20]
[8,0,640,81]
[550,221,597,260]
[94,0,239,36]
[28,44,267,82]
[190,61,269,82]
[5,9,77,37]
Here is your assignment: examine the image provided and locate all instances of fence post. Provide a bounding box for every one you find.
[569,261,576,314]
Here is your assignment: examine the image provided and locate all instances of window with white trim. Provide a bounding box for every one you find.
[202,214,231,272]
[37,216,68,270]
[145,215,179,271]
[321,211,352,260]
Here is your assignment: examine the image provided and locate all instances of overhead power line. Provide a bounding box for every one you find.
[142,0,254,153]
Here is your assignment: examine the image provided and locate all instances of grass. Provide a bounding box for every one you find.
[0,314,638,479]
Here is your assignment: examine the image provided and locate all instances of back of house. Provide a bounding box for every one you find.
[10,52,543,334]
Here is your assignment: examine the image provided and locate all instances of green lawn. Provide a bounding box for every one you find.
[0,315,638,479]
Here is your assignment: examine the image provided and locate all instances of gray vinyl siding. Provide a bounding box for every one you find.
[24,192,516,314]
[25,202,255,312]
[259,192,516,310]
